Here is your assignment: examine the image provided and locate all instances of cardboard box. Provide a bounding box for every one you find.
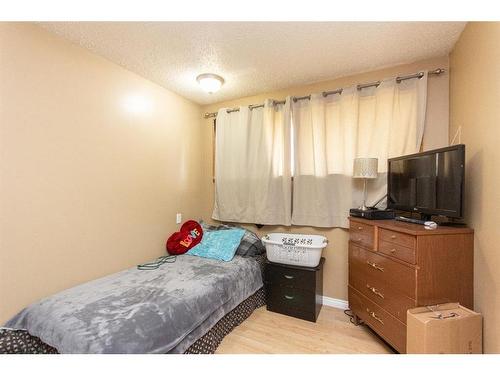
[407,303,482,354]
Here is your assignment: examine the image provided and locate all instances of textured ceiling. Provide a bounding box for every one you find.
[39,22,466,105]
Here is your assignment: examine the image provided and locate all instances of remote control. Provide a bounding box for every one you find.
[395,216,437,229]
[395,216,426,225]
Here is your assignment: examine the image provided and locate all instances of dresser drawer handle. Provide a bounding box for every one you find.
[390,248,397,253]
[366,308,384,325]
[366,261,384,272]
[391,234,397,239]
[284,294,295,300]
[283,275,294,280]
[357,226,363,230]
[366,284,385,299]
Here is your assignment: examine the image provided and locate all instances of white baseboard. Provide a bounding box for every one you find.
[322,296,349,310]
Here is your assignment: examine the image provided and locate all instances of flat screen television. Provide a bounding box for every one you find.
[387,144,465,220]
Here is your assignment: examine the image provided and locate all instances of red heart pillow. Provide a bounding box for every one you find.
[166,220,203,255]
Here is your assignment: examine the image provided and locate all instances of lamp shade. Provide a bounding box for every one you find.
[353,158,378,179]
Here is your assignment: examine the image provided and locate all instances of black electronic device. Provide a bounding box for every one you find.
[349,208,395,220]
[387,144,465,221]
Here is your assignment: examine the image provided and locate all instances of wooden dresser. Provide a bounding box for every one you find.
[348,217,473,353]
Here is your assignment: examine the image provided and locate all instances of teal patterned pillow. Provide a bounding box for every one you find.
[187,228,245,262]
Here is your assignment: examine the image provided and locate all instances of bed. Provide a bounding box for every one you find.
[0,252,266,354]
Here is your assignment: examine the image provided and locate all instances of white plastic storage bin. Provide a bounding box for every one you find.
[262,233,328,268]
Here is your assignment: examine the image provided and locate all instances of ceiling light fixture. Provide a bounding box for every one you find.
[196,73,224,94]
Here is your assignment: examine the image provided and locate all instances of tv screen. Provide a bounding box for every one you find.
[387,144,465,219]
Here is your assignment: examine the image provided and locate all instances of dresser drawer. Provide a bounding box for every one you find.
[349,221,374,249]
[379,228,416,249]
[349,266,416,323]
[266,284,315,308]
[349,243,416,299]
[349,286,406,353]
[265,262,315,290]
[266,284,318,322]
[378,240,416,264]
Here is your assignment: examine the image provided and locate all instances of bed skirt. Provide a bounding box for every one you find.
[0,287,266,354]
[184,287,265,354]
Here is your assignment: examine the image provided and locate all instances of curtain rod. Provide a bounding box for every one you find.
[203,68,445,119]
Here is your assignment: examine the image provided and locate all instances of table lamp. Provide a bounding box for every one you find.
[353,157,378,211]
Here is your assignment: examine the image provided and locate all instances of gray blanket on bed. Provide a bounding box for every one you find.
[3,254,263,354]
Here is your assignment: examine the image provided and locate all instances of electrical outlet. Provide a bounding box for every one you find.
[176,213,182,224]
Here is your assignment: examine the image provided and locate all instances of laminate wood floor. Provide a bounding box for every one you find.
[216,306,395,354]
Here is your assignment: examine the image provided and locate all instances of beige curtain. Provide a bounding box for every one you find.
[292,73,428,228]
[212,98,292,225]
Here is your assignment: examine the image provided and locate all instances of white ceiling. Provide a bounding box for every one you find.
[39,22,466,105]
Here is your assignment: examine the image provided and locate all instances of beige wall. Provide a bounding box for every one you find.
[0,23,204,323]
[200,56,451,303]
[450,22,500,353]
